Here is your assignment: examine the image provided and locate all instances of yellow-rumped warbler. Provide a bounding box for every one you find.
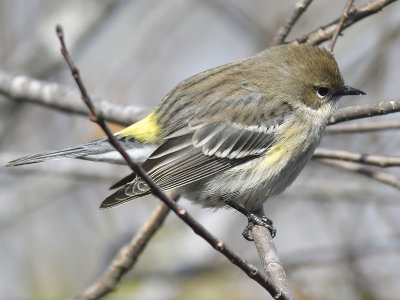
[8,44,364,239]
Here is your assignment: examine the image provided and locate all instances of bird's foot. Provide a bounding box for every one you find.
[223,199,276,241]
[242,214,276,241]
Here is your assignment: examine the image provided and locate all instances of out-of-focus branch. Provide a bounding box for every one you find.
[293,0,398,45]
[252,225,295,300]
[0,69,147,126]
[316,158,400,190]
[329,99,400,124]
[56,25,290,300]
[75,200,173,300]
[269,0,313,47]
[325,120,400,134]
[2,65,399,129]
[329,0,354,52]
[313,148,400,167]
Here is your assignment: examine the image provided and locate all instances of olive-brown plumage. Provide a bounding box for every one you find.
[101,44,364,212]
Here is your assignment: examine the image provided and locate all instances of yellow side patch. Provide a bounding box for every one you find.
[260,143,286,167]
[117,112,161,143]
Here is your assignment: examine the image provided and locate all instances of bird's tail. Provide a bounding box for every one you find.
[6,137,117,166]
[7,146,88,166]
[7,135,157,167]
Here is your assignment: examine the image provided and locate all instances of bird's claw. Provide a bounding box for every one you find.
[242,214,276,241]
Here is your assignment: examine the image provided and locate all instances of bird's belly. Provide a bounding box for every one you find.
[180,135,319,212]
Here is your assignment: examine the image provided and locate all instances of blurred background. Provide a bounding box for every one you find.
[1,0,400,299]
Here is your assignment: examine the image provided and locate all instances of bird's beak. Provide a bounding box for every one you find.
[337,85,366,96]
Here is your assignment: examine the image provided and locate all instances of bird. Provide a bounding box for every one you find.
[7,44,365,239]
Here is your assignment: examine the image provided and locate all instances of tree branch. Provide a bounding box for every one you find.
[325,120,400,134]
[313,148,400,168]
[316,158,400,191]
[293,0,398,45]
[56,25,290,300]
[252,225,295,300]
[75,199,173,300]
[329,99,400,125]
[0,69,147,126]
[269,0,313,47]
[328,0,355,52]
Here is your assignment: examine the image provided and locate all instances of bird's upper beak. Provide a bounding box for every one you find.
[336,85,366,97]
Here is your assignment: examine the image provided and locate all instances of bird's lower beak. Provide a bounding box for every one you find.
[339,85,366,96]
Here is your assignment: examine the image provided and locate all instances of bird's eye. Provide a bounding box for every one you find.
[316,87,330,98]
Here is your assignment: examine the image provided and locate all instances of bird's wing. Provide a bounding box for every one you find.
[102,93,291,208]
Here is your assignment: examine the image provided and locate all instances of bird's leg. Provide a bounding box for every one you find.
[224,200,276,241]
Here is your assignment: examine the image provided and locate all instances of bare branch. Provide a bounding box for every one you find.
[293,0,398,45]
[313,148,400,167]
[0,69,148,126]
[316,158,400,190]
[269,0,313,47]
[252,226,295,300]
[329,0,355,52]
[56,25,290,300]
[75,199,173,300]
[329,99,400,124]
[325,120,400,134]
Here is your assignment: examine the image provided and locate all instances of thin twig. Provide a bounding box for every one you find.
[313,148,400,167]
[252,226,295,300]
[55,25,290,300]
[269,0,313,46]
[75,199,173,300]
[293,0,398,45]
[329,99,400,124]
[329,0,355,52]
[326,120,400,134]
[317,158,400,190]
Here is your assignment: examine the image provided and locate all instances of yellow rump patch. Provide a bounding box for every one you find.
[117,112,161,143]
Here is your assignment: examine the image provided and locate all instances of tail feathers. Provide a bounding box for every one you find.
[6,137,121,167]
[7,136,157,167]
[6,146,91,166]
[100,179,150,209]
